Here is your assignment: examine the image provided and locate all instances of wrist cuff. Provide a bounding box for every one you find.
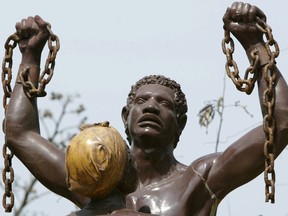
[16,64,40,84]
[246,43,271,68]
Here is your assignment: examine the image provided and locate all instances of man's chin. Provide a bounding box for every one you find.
[131,127,161,141]
[138,121,162,130]
[140,126,161,135]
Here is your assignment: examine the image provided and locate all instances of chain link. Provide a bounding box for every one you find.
[2,34,19,110]
[2,144,14,212]
[1,32,19,213]
[258,16,279,203]
[222,27,259,95]
[1,23,59,212]
[222,17,278,203]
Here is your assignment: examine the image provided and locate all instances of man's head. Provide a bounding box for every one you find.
[122,75,188,148]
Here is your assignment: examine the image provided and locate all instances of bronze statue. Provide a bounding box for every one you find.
[4,2,288,216]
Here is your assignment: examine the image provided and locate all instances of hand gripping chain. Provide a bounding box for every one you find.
[222,17,279,203]
[1,23,60,212]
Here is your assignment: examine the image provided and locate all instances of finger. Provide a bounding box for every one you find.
[19,18,29,38]
[241,3,251,22]
[34,15,49,32]
[34,15,51,40]
[26,17,39,36]
[15,21,22,34]
[222,7,232,27]
[235,2,244,21]
[230,2,238,20]
[248,5,258,22]
[255,7,267,22]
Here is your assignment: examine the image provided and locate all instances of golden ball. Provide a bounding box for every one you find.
[65,121,127,199]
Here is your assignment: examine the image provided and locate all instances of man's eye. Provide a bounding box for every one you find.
[160,100,170,107]
[135,98,146,104]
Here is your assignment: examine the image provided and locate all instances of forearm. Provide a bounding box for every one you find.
[5,65,88,207]
[5,64,57,187]
[3,15,89,207]
[210,2,288,200]
[6,63,41,141]
[249,43,288,155]
[5,62,77,201]
[209,39,288,199]
[258,66,288,157]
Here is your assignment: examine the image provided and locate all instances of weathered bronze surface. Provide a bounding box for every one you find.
[3,2,288,216]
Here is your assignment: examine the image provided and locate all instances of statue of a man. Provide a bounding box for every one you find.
[5,2,288,216]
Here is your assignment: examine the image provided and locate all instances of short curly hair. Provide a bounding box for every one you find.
[124,75,188,148]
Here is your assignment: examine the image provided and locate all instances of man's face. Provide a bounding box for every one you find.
[126,84,179,148]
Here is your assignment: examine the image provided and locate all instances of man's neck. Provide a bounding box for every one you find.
[131,143,179,187]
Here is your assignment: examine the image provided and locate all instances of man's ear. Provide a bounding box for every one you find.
[121,106,129,127]
[122,106,132,145]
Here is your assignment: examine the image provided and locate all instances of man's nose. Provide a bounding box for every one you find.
[142,99,160,115]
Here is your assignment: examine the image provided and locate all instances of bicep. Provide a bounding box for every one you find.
[207,125,266,199]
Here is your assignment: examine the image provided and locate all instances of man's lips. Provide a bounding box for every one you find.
[137,114,163,127]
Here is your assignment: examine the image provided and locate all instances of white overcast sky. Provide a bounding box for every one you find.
[1,1,288,215]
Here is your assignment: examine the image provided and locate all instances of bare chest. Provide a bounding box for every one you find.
[127,181,185,215]
[126,172,210,216]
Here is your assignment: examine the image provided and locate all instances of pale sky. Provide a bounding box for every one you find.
[1,1,288,215]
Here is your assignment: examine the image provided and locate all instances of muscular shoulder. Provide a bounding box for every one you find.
[189,152,221,180]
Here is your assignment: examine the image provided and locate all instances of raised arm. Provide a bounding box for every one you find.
[5,15,87,207]
[206,2,288,199]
